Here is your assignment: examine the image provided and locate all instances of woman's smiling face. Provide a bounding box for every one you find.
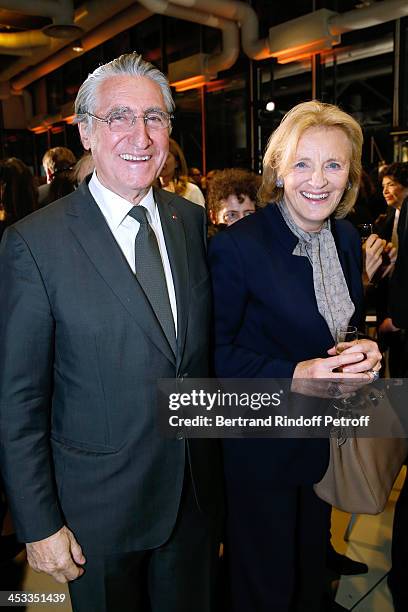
[282,126,351,232]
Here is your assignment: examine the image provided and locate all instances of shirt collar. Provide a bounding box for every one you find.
[89,171,157,229]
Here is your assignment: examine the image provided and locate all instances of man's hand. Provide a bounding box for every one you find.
[26,526,86,583]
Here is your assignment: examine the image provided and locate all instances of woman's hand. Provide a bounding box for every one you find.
[327,338,382,376]
[293,350,368,379]
[293,338,382,380]
[381,242,397,278]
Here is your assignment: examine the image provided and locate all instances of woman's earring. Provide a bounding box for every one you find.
[276,177,284,188]
[347,180,352,190]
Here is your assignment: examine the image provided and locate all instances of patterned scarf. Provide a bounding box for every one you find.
[278,199,355,341]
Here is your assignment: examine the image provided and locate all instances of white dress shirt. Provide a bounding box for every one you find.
[89,172,177,334]
[392,207,400,251]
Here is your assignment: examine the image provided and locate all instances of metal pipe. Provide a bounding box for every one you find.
[0,0,73,20]
[329,0,408,35]
[174,0,408,61]
[273,64,392,98]
[170,0,270,60]
[0,0,140,83]
[138,0,239,74]
[0,31,50,55]
[10,5,151,91]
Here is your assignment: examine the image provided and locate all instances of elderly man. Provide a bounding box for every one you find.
[0,53,222,612]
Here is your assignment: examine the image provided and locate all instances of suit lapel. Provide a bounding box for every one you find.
[262,204,361,328]
[154,188,189,369]
[66,182,176,365]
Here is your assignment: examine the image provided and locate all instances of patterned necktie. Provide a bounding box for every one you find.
[128,205,176,355]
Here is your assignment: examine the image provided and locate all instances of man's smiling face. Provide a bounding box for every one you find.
[79,74,170,204]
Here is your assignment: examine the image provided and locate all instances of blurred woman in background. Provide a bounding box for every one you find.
[0,157,38,241]
[160,138,205,207]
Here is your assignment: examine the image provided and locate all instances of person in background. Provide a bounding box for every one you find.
[0,52,222,612]
[202,168,218,198]
[389,190,408,342]
[0,157,38,241]
[160,139,205,207]
[209,100,381,612]
[207,167,260,228]
[71,151,95,186]
[0,157,37,564]
[375,163,408,245]
[38,146,77,206]
[374,162,408,375]
[347,170,380,226]
[388,194,408,612]
[362,232,396,289]
[188,166,203,189]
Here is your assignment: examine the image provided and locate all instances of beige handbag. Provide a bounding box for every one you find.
[314,388,408,515]
[314,436,407,514]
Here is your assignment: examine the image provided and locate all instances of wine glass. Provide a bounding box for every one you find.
[333,325,359,440]
[357,223,373,244]
[335,326,358,372]
[336,325,358,354]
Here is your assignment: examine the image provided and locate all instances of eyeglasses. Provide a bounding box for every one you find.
[83,108,173,132]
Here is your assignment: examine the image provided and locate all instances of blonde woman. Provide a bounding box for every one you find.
[160,138,205,207]
[209,101,382,612]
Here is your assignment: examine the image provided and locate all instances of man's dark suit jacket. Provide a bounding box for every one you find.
[390,197,408,328]
[372,205,397,323]
[0,181,222,554]
[374,204,397,242]
[37,182,52,207]
[209,203,364,487]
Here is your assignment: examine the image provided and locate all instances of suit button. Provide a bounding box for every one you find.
[176,431,184,440]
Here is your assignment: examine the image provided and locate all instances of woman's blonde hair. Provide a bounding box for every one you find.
[259,100,363,218]
[168,138,188,197]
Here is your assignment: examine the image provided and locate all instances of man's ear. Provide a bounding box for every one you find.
[78,122,91,151]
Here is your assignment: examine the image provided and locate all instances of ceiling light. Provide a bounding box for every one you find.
[72,40,84,53]
[42,23,83,39]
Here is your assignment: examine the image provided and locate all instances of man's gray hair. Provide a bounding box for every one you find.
[74,51,174,127]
